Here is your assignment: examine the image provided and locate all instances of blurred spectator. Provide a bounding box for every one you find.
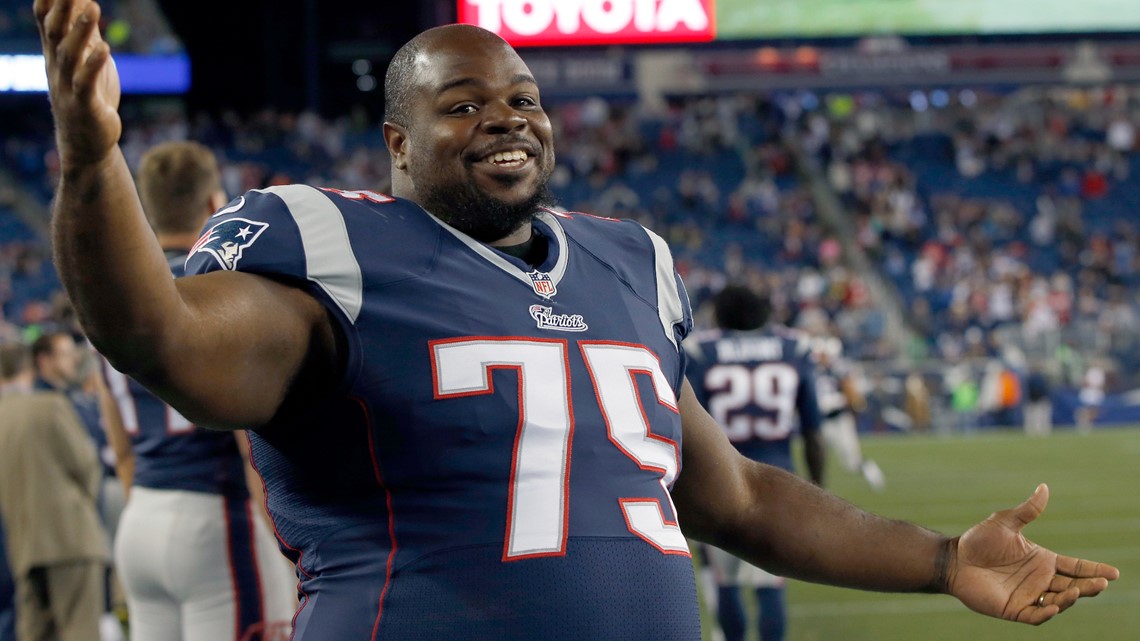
[903,371,932,432]
[0,341,110,641]
[1024,366,1053,436]
[30,333,126,641]
[1076,362,1106,433]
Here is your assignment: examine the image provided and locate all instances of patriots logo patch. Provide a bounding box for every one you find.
[527,270,557,299]
[189,218,269,271]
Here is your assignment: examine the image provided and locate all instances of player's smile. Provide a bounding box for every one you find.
[477,148,533,173]
[467,141,542,187]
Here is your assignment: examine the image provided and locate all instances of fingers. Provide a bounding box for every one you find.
[32,0,51,26]
[57,2,102,84]
[1031,585,1082,617]
[1021,574,1112,625]
[1000,483,1048,531]
[74,39,111,99]
[1015,601,1059,626]
[41,0,84,44]
[1056,554,1121,580]
[1047,574,1107,594]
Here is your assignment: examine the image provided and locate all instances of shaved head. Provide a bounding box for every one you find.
[384,24,514,129]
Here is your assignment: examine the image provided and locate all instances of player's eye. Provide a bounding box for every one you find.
[450,104,478,115]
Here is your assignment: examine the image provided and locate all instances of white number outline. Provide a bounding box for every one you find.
[431,337,689,561]
[580,341,690,555]
[431,337,574,561]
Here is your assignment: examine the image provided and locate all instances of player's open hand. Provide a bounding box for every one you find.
[34,0,122,170]
[949,483,1120,624]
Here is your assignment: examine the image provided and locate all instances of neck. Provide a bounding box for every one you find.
[1,375,33,395]
[489,220,535,248]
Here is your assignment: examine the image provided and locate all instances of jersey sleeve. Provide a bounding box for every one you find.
[184,185,365,388]
[640,226,694,391]
[185,188,309,282]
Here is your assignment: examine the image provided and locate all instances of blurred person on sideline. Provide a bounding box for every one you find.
[1024,365,1053,436]
[1076,363,1105,433]
[685,285,825,641]
[38,5,1118,639]
[903,371,931,433]
[99,140,297,641]
[31,332,122,515]
[0,341,109,641]
[813,336,885,491]
[29,332,125,641]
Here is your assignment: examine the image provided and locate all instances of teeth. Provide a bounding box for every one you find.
[487,150,528,164]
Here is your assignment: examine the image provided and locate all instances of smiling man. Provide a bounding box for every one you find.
[37,3,1119,641]
[382,26,557,247]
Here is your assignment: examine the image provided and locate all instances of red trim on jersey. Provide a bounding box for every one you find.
[429,335,568,401]
[617,497,690,557]
[587,360,680,478]
[242,433,308,641]
[351,396,398,641]
[319,188,395,203]
[498,362,527,561]
[429,337,574,561]
[579,341,686,555]
[497,353,575,563]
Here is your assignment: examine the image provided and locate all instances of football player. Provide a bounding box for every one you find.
[39,5,1118,640]
[686,285,823,641]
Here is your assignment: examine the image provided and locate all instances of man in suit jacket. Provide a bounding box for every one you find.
[0,342,109,641]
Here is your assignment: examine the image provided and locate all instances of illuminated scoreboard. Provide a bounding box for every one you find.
[457,0,717,46]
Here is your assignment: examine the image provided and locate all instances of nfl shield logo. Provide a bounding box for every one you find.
[527,270,557,299]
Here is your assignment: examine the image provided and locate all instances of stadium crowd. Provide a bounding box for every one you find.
[3,84,1140,433]
[805,86,1140,391]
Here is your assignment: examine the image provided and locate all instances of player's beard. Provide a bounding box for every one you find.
[421,175,555,243]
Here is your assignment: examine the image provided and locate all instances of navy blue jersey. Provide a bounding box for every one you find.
[684,328,821,472]
[101,251,247,498]
[185,186,697,641]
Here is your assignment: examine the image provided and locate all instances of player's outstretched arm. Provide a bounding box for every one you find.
[37,0,337,429]
[672,380,1119,624]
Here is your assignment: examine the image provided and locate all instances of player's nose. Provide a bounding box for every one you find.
[480,100,527,133]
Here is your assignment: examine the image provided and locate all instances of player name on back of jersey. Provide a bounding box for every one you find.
[715,336,784,363]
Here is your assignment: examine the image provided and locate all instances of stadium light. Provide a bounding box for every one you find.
[0,54,191,94]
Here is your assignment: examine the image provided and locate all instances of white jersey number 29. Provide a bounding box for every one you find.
[704,362,799,442]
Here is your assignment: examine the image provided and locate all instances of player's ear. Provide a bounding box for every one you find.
[383,122,410,171]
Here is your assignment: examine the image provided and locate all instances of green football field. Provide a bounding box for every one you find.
[697,426,1140,641]
[714,0,1140,39]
